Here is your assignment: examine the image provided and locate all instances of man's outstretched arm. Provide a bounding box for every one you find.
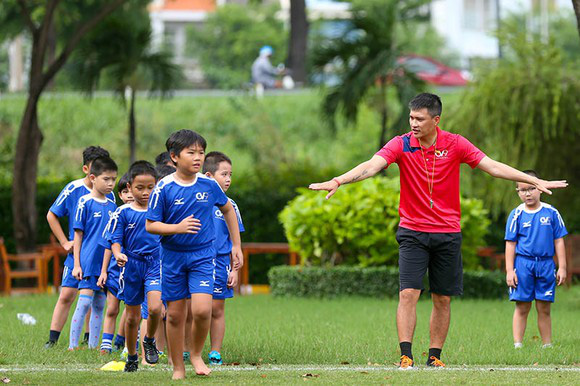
[476,156,568,194]
[309,155,388,199]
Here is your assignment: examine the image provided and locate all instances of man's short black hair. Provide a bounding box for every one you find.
[155,164,176,180]
[82,146,110,166]
[165,130,207,160]
[522,170,540,179]
[408,93,442,117]
[128,160,157,183]
[89,156,118,177]
[155,151,172,166]
[202,151,232,174]
[117,173,130,193]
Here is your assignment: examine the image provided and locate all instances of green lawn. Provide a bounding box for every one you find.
[1,287,579,384]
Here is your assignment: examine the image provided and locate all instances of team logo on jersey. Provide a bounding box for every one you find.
[522,221,532,228]
[215,209,225,220]
[200,280,210,287]
[540,216,551,225]
[93,211,102,218]
[174,198,185,205]
[127,223,136,229]
[435,150,449,158]
[196,192,209,202]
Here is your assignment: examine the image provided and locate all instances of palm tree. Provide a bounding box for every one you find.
[70,10,182,163]
[312,0,428,148]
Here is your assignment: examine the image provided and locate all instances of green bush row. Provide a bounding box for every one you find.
[268,265,507,299]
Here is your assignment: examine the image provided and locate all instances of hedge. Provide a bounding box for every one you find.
[268,265,507,299]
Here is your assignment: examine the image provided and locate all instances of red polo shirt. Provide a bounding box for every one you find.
[376,127,486,233]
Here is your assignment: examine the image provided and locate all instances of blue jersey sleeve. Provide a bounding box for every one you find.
[147,183,165,222]
[551,209,568,240]
[233,200,245,233]
[49,182,75,218]
[105,207,125,246]
[505,208,520,242]
[72,197,89,232]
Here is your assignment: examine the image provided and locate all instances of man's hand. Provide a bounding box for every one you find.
[97,272,108,288]
[557,267,567,286]
[506,270,518,288]
[309,179,340,200]
[227,270,239,288]
[61,240,74,253]
[533,179,568,195]
[116,253,128,267]
[231,246,243,270]
[175,215,201,234]
[72,266,83,281]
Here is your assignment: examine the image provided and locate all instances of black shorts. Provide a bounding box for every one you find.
[396,226,463,296]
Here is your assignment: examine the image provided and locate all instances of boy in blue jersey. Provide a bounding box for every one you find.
[99,173,134,353]
[107,161,162,372]
[146,130,243,380]
[203,151,245,366]
[68,157,118,350]
[45,146,114,348]
[505,170,567,349]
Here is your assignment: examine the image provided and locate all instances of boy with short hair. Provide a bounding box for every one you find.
[68,156,118,350]
[107,161,162,372]
[203,151,245,365]
[155,151,175,168]
[45,146,115,348]
[99,173,133,353]
[505,170,567,349]
[146,130,243,380]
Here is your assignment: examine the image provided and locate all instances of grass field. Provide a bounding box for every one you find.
[1,287,579,384]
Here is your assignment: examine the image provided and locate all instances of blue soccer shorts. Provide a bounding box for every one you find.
[213,253,234,300]
[119,251,162,306]
[509,255,556,303]
[160,244,216,302]
[61,262,80,289]
[105,265,122,300]
[78,275,101,291]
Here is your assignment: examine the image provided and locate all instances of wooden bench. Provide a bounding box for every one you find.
[0,237,52,295]
[239,243,299,290]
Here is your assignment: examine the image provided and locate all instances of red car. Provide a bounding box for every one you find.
[397,54,468,86]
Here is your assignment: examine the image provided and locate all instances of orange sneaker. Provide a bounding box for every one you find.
[427,356,446,368]
[398,355,415,370]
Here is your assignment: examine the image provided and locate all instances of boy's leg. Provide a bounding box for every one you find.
[142,259,163,364]
[146,291,162,339]
[184,298,193,362]
[114,308,127,350]
[125,305,142,357]
[513,301,532,344]
[47,287,78,345]
[88,290,107,349]
[166,299,187,379]
[189,293,213,375]
[68,288,94,349]
[210,299,226,353]
[140,318,148,365]
[535,301,552,345]
[100,293,120,353]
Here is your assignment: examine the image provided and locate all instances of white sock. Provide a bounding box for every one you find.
[514,342,523,348]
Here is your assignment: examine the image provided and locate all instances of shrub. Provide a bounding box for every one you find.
[268,265,507,299]
[279,177,490,269]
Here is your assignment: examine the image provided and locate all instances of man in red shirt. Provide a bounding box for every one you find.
[309,93,567,369]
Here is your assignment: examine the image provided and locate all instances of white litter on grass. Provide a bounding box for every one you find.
[16,313,36,325]
[1,365,579,373]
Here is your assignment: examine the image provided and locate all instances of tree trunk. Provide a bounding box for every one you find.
[287,0,309,85]
[573,0,580,39]
[128,87,136,164]
[379,76,388,148]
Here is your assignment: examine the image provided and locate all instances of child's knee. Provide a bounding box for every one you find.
[536,301,551,316]
[191,305,212,321]
[515,301,532,314]
[212,303,225,319]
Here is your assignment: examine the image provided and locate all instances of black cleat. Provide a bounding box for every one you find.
[44,340,56,349]
[143,338,159,364]
[124,358,139,372]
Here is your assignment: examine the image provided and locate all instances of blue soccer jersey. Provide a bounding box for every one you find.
[49,178,116,268]
[213,198,245,255]
[72,194,117,277]
[147,173,228,251]
[106,204,161,256]
[505,202,568,257]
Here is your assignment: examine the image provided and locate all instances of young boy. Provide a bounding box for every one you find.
[107,161,162,372]
[203,151,245,365]
[99,173,133,353]
[68,156,118,350]
[146,129,243,380]
[45,146,115,348]
[505,170,567,349]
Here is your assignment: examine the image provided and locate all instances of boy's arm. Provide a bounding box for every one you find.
[219,201,243,269]
[111,243,128,267]
[555,238,567,286]
[505,241,517,288]
[476,157,568,195]
[46,211,73,252]
[145,217,201,235]
[309,155,388,200]
[72,229,84,280]
[97,248,112,288]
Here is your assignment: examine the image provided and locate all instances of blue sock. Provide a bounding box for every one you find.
[114,334,125,348]
[88,291,106,349]
[69,294,93,349]
[101,333,114,352]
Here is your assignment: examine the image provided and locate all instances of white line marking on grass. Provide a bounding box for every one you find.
[1,365,580,373]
